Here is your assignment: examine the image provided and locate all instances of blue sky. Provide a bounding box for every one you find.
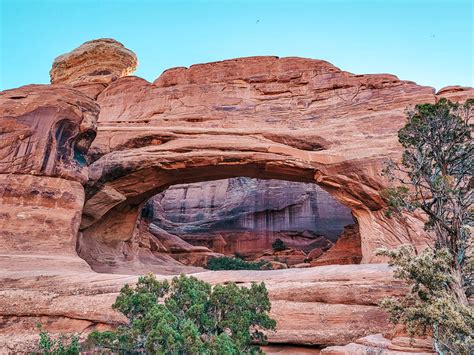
[1,0,472,91]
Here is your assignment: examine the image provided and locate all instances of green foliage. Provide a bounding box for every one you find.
[382,99,473,271]
[88,273,276,354]
[376,246,474,354]
[207,256,268,270]
[380,99,474,354]
[36,325,80,355]
[271,238,287,252]
[380,186,415,217]
[234,252,246,260]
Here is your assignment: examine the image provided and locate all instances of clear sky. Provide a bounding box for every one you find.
[0,0,472,91]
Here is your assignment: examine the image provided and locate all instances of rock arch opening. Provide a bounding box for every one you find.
[78,154,367,274]
[140,177,361,269]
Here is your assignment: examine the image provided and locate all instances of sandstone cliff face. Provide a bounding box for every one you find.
[0,85,100,271]
[147,177,355,259]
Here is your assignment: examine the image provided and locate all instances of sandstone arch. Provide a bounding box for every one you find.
[2,40,472,273]
[1,38,474,352]
[79,134,385,269]
[76,54,449,271]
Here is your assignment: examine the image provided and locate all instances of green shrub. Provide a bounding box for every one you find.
[377,246,474,354]
[234,252,246,260]
[207,256,268,270]
[271,238,286,252]
[36,325,80,355]
[88,273,276,354]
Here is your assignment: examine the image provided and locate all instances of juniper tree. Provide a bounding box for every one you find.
[379,98,473,354]
[88,273,276,354]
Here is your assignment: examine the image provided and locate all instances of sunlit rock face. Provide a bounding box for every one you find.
[147,178,355,256]
[50,39,137,89]
[0,84,99,270]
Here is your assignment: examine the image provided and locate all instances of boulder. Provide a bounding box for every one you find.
[311,224,362,266]
[262,261,289,270]
[50,38,137,88]
[307,248,324,260]
[258,248,308,266]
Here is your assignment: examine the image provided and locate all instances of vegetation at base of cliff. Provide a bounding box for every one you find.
[35,325,80,354]
[377,246,474,353]
[207,256,269,270]
[271,238,287,252]
[380,98,473,354]
[88,273,276,354]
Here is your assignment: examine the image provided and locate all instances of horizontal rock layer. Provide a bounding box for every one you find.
[0,264,404,352]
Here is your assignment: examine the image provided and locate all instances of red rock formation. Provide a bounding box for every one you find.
[79,50,454,269]
[1,38,473,352]
[50,38,137,98]
[257,248,308,266]
[321,333,435,354]
[0,264,406,352]
[311,224,362,266]
[152,178,353,237]
[0,85,99,271]
[146,177,354,262]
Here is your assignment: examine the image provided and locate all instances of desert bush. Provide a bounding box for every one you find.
[234,252,246,260]
[271,238,286,252]
[207,256,268,270]
[88,273,276,354]
[36,325,80,355]
[377,246,473,353]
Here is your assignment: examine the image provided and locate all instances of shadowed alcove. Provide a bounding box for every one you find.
[140,177,361,269]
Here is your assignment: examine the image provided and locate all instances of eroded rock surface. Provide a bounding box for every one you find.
[1,38,472,352]
[50,38,138,98]
[0,264,404,352]
[81,53,446,268]
[0,85,99,270]
[0,85,99,183]
[146,177,355,262]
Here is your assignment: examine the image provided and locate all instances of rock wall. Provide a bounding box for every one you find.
[80,50,440,268]
[147,177,355,258]
[0,85,100,272]
[0,264,405,352]
[151,178,353,237]
[39,38,469,270]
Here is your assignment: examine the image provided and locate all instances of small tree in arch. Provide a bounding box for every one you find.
[379,98,473,354]
[272,238,287,252]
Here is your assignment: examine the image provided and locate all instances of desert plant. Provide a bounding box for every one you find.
[234,252,246,260]
[377,246,473,353]
[36,325,80,355]
[207,256,268,270]
[380,98,473,353]
[88,273,276,354]
[271,238,287,252]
